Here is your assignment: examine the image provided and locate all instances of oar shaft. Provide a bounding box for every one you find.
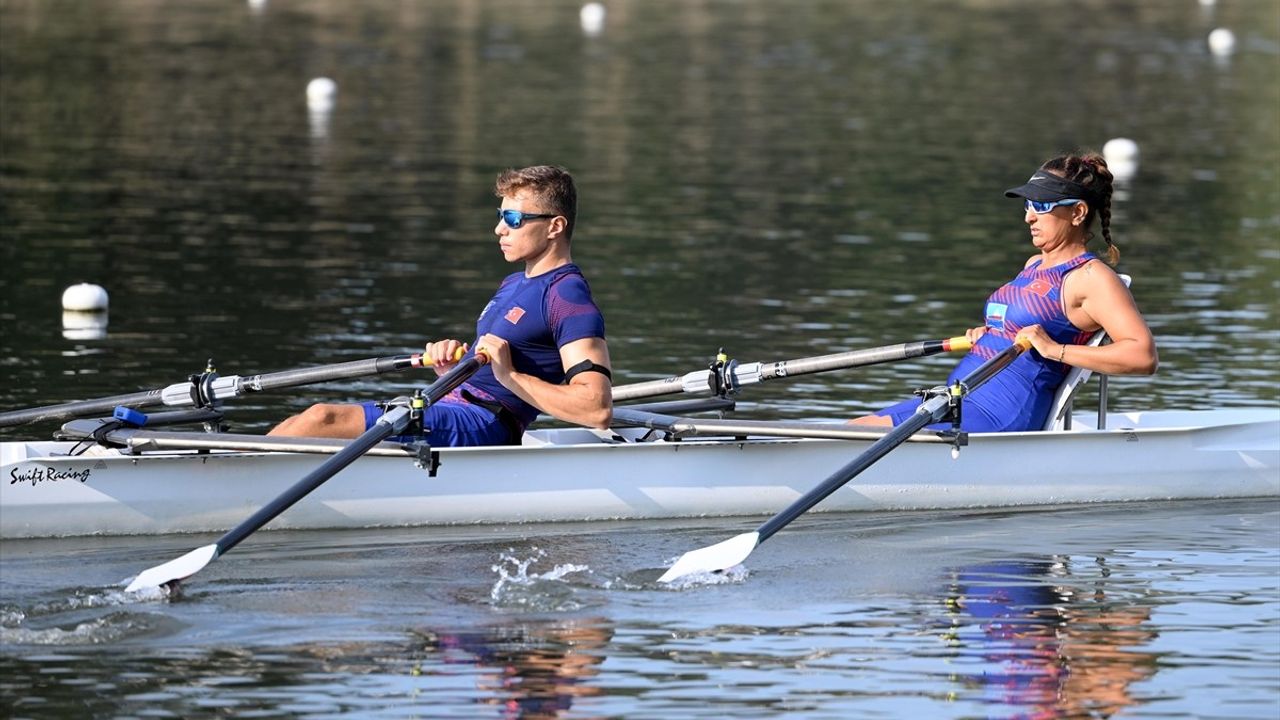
[0,390,164,428]
[214,407,408,556]
[610,336,970,403]
[126,352,490,592]
[0,354,426,428]
[244,355,424,393]
[610,375,710,403]
[954,344,1025,390]
[754,405,938,543]
[213,352,487,556]
[419,354,489,403]
[754,337,1030,544]
[748,337,970,382]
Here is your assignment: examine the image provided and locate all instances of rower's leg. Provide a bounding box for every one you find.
[268,403,365,438]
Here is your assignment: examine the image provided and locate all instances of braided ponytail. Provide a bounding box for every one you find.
[1041,152,1120,265]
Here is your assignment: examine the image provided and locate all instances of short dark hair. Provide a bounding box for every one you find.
[495,165,578,240]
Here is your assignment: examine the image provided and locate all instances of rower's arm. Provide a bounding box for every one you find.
[1067,265,1158,376]
[491,336,613,429]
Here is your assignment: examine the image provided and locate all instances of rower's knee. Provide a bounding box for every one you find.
[270,403,360,437]
[298,403,344,427]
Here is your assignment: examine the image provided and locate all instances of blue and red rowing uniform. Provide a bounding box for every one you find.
[876,253,1097,432]
[363,263,606,446]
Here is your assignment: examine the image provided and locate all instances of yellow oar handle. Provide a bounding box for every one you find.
[1011,334,1034,352]
[943,335,973,353]
[439,346,489,363]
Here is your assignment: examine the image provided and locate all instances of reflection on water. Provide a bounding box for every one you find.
[0,618,613,718]
[414,620,612,719]
[943,558,1157,719]
[1,504,1276,717]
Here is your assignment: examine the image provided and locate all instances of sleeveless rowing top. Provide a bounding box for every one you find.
[455,263,606,429]
[947,252,1098,431]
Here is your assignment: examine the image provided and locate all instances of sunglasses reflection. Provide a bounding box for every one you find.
[412,618,613,719]
[939,556,1157,718]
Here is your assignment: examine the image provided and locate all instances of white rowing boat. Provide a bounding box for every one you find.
[3,406,1276,540]
[3,326,1278,558]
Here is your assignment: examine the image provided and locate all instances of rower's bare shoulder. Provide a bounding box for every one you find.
[1077,259,1129,293]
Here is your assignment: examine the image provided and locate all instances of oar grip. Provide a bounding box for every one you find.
[447,346,489,363]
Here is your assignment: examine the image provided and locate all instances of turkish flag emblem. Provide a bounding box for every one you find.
[1025,279,1052,297]
[504,306,526,324]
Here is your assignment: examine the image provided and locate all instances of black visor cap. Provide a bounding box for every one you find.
[1005,170,1095,204]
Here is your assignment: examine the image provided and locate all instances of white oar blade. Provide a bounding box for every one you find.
[125,543,219,593]
[658,531,760,583]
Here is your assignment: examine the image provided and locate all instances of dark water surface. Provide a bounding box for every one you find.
[3,502,1279,718]
[2,0,1279,717]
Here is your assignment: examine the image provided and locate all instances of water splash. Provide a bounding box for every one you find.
[489,547,590,611]
[0,612,150,645]
[0,606,27,628]
[21,585,166,617]
[0,583,173,646]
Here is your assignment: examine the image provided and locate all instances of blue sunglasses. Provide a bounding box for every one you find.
[1025,198,1082,214]
[497,208,556,229]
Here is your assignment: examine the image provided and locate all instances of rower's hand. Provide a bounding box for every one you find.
[965,326,987,343]
[424,339,468,375]
[1016,324,1057,358]
[474,333,513,381]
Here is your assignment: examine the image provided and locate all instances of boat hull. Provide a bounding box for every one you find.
[2,409,1277,539]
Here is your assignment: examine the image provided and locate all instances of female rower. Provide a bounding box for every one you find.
[853,152,1158,432]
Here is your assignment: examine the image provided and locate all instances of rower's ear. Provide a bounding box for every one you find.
[547,215,570,241]
[1072,202,1090,226]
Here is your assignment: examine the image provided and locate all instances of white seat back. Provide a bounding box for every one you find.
[1043,273,1131,431]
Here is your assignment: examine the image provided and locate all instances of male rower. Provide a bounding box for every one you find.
[270,165,612,445]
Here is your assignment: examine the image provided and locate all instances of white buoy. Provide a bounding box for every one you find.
[1102,138,1139,165]
[580,3,605,37]
[1102,138,1139,183]
[307,78,336,141]
[1207,28,1236,57]
[307,77,337,111]
[61,283,109,312]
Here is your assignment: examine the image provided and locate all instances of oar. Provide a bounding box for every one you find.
[124,350,488,593]
[611,335,972,403]
[657,336,1032,583]
[8,337,965,428]
[0,354,428,428]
